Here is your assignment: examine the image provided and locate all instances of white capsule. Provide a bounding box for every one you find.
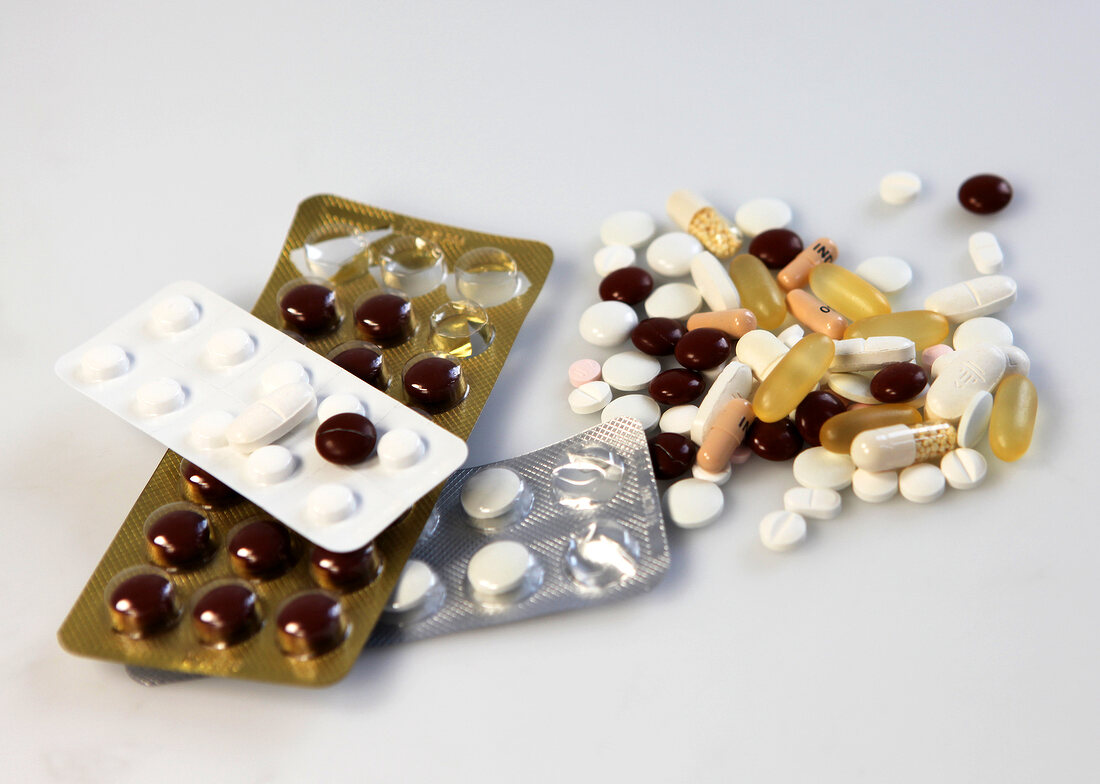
[377,429,424,469]
[968,231,1004,274]
[568,381,613,415]
[734,198,792,237]
[134,377,185,417]
[924,275,1017,322]
[792,447,855,490]
[317,393,365,422]
[601,351,661,392]
[189,409,235,450]
[601,394,660,432]
[940,448,988,490]
[646,232,702,277]
[260,360,309,394]
[225,381,316,453]
[660,404,699,437]
[759,510,807,552]
[690,361,753,444]
[776,324,805,349]
[663,478,725,529]
[80,344,130,382]
[593,244,636,277]
[691,463,731,485]
[926,345,1006,422]
[735,329,788,380]
[850,424,918,471]
[825,372,878,404]
[247,444,296,485]
[952,317,1013,351]
[306,483,357,524]
[854,256,912,294]
[878,171,922,205]
[782,486,841,520]
[149,295,201,334]
[898,463,945,503]
[600,210,656,248]
[690,251,741,311]
[830,336,916,373]
[851,468,898,503]
[957,390,993,448]
[205,328,255,368]
[644,282,702,320]
[666,189,710,229]
[578,300,638,347]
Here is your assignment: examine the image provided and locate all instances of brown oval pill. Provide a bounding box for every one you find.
[146,509,212,569]
[280,283,339,335]
[794,390,848,447]
[870,362,928,403]
[648,433,697,480]
[748,418,803,461]
[332,346,384,389]
[315,412,377,465]
[228,519,295,580]
[309,542,384,592]
[355,293,414,346]
[674,327,731,370]
[276,592,346,658]
[630,318,684,356]
[192,583,259,647]
[648,368,705,406]
[958,174,1013,214]
[749,228,804,270]
[599,267,654,305]
[179,460,238,507]
[108,572,177,637]
[403,356,464,411]
[686,308,757,338]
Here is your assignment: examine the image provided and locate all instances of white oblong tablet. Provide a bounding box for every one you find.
[644,282,702,320]
[968,231,1004,274]
[226,381,317,453]
[386,559,439,614]
[317,393,365,422]
[690,251,741,311]
[260,360,309,394]
[951,317,1013,351]
[593,244,636,277]
[149,295,201,334]
[926,345,1006,421]
[467,540,537,597]
[793,446,855,490]
[734,198,792,236]
[879,171,922,205]
[899,463,945,503]
[940,448,987,490]
[205,327,255,368]
[579,300,638,347]
[247,444,296,485]
[569,381,613,415]
[600,394,660,432]
[600,210,656,248]
[663,478,724,529]
[830,336,915,373]
[81,344,130,382]
[461,467,523,519]
[134,377,185,417]
[851,468,898,503]
[691,361,752,444]
[307,483,357,524]
[957,390,993,448]
[759,510,807,552]
[661,404,699,437]
[602,350,661,392]
[190,409,235,450]
[645,232,702,277]
[377,429,424,469]
[692,463,731,485]
[924,275,1017,322]
[782,486,841,520]
[777,324,805,349]
[855,256,912,294]
[826,372,877,404]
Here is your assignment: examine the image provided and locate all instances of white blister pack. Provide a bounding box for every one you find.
[55,281,468,553]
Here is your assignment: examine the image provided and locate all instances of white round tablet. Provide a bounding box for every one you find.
[569,381,613,415]
[734,198,792,237]
[826,373,878,404]
[317,393,366,422]
[957,390,993,448]
[879,171,922,205]
[247,444,296,485]
[81,344,130,382]
[898,463,945,503]
[792,447,855,490]
[782,486,841,520]
[134,377,185,417]
[663,478,724,529]
[190,409,234,450]
[149,295,201,334]
[645,232,702,277]
[759,510,807,552]
[205,328,255,368]
[307,483,357,524]
[951,317,1014,351]
[855,256,913,294]
[461,467,524,519]
[377,429,424,469]
[386,559,440,614]
[578,300,638,347]
[467,540,538,598]
[601,351,661,392]
[644,283,702,320]
[593,244,637,277]
[600,210,656,248]
[600,394,660,432]
[660,404,699,437]
[940,448,987,490]
[260,360,309,394]
[851,468,898,503]
[691,463,731,485]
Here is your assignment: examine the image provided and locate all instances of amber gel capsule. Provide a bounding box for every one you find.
[809,264,891,322]
[728,254,787,331]
[844,310,949,353]
[989,374,1037,461]
[752,334,835,423]
[819,404,922,454]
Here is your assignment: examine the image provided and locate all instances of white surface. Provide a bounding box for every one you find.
[2,1,1098,782]
[734,197,793,236]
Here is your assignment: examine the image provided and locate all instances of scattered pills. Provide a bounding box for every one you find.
[568,381,613,415]
[601,394,660,432]
[602,351,662,392]
[644,282,703,320]
[593,244,637,277]
[792,447,855,490]
[666,190,744,258]
[958,173,1013,215]
[461,468,524,519]
[600,210,656,248]
[568,359,603,388]
[855,256,913,294]
[951,317,1013,351]
[663,478,724,529]
[969,231,1004,274]
[579,300,639,347]
[898,463,945,503]
[851,422,957,472]
[879,171,922,205]
[646,232,703,277]
[851,468,898,503]
[783,487,841,520]
[759,510,807,552]
[247,444,296,485]
[734,198,792,237]
[940,448,988,489]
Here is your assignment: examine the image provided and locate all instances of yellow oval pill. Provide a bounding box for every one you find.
[753,333,835,423]
[728,254,787,331]
[989,374,1037,461]
[819,404,923,453]
[809,264,891,322]
[844,310,950,352]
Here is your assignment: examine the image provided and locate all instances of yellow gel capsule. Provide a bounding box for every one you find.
[809,264,891,322]
[819,404,923,453]
[844,310,950,352]
[989,374,1037,461]
[753,333,835,422]
[728,254,787,331]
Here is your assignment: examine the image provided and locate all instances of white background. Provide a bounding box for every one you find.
[2,1,1098,781]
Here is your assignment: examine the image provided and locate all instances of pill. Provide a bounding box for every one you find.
[844,310,948,353]
[731,444,753,464]
[777,237,838,291]
[81,344,130,382]
[956,390,993,448]
[926,345,1006,422]
[315,413,377,465]
[275,592,346,658]
[898,463,945,503]
[851,422,957,472]
[794,390,847,446]
[306,483,357,524]
[754,334,835,422]
[989,374,1037,462]
[602,350,662,392]
[593,244,637,277]
[675,328,732,371]
[691,360,753,444]
[107,571,178,638]
[600,210,656,248]
[260,360,309,394]
[819,404,922,453]
[331,346,384,389]
[601,394,661,432]
[879,171,922,205]
[579,300,639,347]
[135,377,186,417]
[808,264,891,322]
[568,359,603,388]
[734,198,792,237]
[783,486,841,520]
[666,190,744,258]
[792,446,855,490]
[686,308,757,338]
[631,317,685,356]
[921,344,954,370]
[247,444,296,485]
[649,368,705,406]
[924,275,1017,322]
[280,283,339,336]
[467,540,538,598]
[749,228,803,270]
[940,448,988,490]
[952,317,1013,350]
[189,410,234,450]
[697,397,755,471]
[568,381,613,415]
[851,468,898,503]
[777,324,805,349]
[649,432,697,479]
[786,289,849,339]
[377,428,424,469]
[748,418,803,461]
[1003,345,1030,377]
[692,463,731,484]
[958,173,1012,215]
[854,256,913,294]
[663,478,725,529]
[690,251,741,311]
[736,329,789,380]
[599,266,654,305]
[660,404,699,437]
[461,467,524,519]
[870,362,927,403]
[225,381,317,453]
[205,328,255,368]
[644,282,702,320]
[728,254,787,330]
[969,231,1004,274]
[317,393,365,422]
[149,294,201,334]
[759,510,807,552]
[646,232,703,277]
[385,559,439,615]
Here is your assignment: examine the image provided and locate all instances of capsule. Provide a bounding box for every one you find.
[666,190,743,259]
[808,264,891,322]
[686,308,757,338]
[845,310,950,352]
[785,289,849,339]
[735,329,788,380]
[850,422,957,471]
[989,374,1037,461]
[777,237,837,291]
[697,397,755,472]
[752,334,835,423]
[728,254,787,331]
[819,404,923,454]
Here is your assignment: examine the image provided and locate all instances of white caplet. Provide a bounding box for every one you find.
[830,336,915,372]
[968,231,1004,274]
[783,487,841,520]
[926,345,1006,421]
[924,275,1017,322]
[690,251,741,311]
[225,381,316,453]
[957,391,994,448]
[735,330,788,380]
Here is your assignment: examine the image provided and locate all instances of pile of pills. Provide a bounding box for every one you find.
[571,174,1037,552]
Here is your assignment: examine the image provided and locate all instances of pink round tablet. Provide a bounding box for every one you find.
[921,343,953,370]
[730,445,753,464]
[568,359,602,388]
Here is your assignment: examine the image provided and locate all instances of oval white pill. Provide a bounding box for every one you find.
[645,232,702,277]
[690,251,741,311]
[691,463,731,485]
[956,390,993,448]
[777,325,805,349]
[793,446,855,490]
[81,344,130,382]
[782,486,841,520]
[467,540,537,597]
[461,467,523,519]
[260,360,309,394]
[855,256,913,294]
[135,377,185,417]
[644,282,702,320]
[600,210,656,248]
[851,468,898,503]
[924,275,1017,322]
[600,394,660,432]
[377,429,424,469]
[879,171,922,205]
[190,409,235,450]
[898,463,945,503]
[759,510,807,552]
[1003,345,1030,377]
[968,231,1003,274]
[951,317,1013,351]
[736,330,789,379]
[386,559,439,614]
[602,350,661,392]
[830,336,915,373]
[149,295,201,334]
[691,361,752,444]
[660,404,699,437]
[663,478,724,529]
[226,381,317,453]
[940,448,987,490]
[307,483,357,524]
[593,244,636,277]
[205,328,255,368]
[317,393,365,422]
[734,198,792,236]
[578,300,638,347]
[926,345,1006,422]
[569,381,613,415]
[826,372,878,404]
[247,444,296,485]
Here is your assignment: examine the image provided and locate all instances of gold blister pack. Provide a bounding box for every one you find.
[58,194,553,686]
